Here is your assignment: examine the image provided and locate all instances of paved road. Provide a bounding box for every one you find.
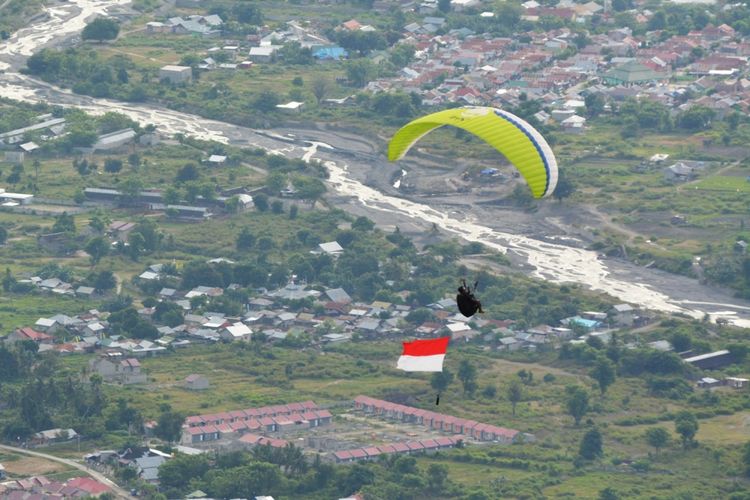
[0,444,129,498]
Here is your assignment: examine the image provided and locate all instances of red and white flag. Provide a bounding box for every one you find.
[397,337,450,372]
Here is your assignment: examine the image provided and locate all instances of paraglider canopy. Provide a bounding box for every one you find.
[388,106,558,199]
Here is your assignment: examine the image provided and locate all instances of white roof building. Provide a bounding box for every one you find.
[222,322,252,340]
[319,241,344,255]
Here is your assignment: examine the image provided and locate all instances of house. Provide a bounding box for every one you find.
[0,188,34,205]
[0,117,66,145]
[89,355,148,384]
[150,203,211,219]
[135,454,166,483]
[3,151,24,164]
[35,317,64,334]
[76,286,96,298]
[276,101,305,113]
[185,374,210,390]
[697,376,721,388]
[602,61,667,86]
[612,303,635,327]
[32,428,78,446]
[93,128,137,152]
[313,46,347,60]
[340,19,362,31]
[648,340,673,352]
[7,327,53,344]
[561,115,586,133]
[498,336,522,351]
[325,287,352,304]
[319,241,344,256]
[664,162,703,183]
[684,350,733,370]
[452,0,480,10]
[65,477,111,496]
[159,65,193,84]
[220,322,252,341]
[207,155,227,166]
[725,377,749,389]
[248,46,278,63]
[108,220,136,240]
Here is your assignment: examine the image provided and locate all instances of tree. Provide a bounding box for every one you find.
[85,237,110,266]
[438,0,451,12]
[338,463,375,495]
[158,454,210,494]
[430,368,453,393]
[553,167,575,201]
[104,158,123,173]
[289,204,298,219]
[507,379,522,416]
[253,90,280,112]
[294,176,327,206]
[127,153,141,170]
[155,408,184,443]
[426,463,448,493]
[458,359,478,396]
[742,441,750,477]
[579,427,603,459]
[674,411,698,448]
[677,105,715,131]
[236,228,256,251]
[565,385,589,425]
[119,177,144,205]
[266,172,286,194]
[352,216,375,231]
[585,92,606,117]
[345,59,376,87]
[254,193,269,212]
[82,18,120,42]
[94,270,117,292]
[390,43,416,68]
[233,3,263,24]
[590,357,616,395]
[311,77,331,104]
[670,331,692,352]
[599,487,621,500]
[645,427,670,455]
[0,226,7,245]
[271,200,283,214]
[2,268,16,292]
[52,212,76,233]
[175,163,200,183]
[163,187,182,205]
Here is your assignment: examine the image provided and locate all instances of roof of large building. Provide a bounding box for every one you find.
[603,61,664,83]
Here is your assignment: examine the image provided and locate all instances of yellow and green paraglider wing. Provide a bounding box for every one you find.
[388,106,558,199]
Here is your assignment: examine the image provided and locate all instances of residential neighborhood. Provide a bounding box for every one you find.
[2,0,750,497]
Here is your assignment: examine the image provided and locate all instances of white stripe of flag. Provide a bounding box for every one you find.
[397,354,446,372]
[396,337,450,372]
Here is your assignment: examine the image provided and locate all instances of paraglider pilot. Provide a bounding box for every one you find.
[456,279,483,317]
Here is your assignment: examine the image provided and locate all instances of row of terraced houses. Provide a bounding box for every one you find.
[354,395,532,444]
[181,400,332,444]
[332,436,462,464]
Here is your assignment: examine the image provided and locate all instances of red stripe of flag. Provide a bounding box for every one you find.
[401,337,450,357]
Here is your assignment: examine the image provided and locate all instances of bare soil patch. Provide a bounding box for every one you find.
[3,456,69,476]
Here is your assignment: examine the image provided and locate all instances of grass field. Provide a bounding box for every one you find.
[693,175,750,193]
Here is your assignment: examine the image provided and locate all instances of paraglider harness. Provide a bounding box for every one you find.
[456,279,483,318]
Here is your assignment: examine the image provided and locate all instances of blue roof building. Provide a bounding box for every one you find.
[563,316,601,331]
[313,47,348,60]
